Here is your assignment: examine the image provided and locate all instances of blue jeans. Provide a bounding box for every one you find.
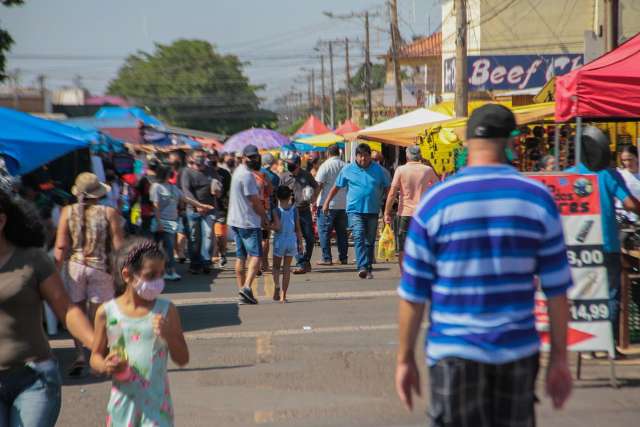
[296,207,315,268]
[187,212,214,268]
[348,213,378,272]
[0,361,62,427]
[232,227,262,258]
[317,209,348,263]
[155,231,176,271]
[605,252,622,343]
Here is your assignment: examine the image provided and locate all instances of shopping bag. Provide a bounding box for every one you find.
[377,224,396,261]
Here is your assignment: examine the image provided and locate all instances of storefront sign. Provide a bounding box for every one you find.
[444,54,583,92]
[530,173,615,356]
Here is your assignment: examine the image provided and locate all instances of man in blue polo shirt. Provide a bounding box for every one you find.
[322,143,389,279]
[396,105,573,426]
[566,127,640,352]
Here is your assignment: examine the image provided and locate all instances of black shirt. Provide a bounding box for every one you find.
[181,167,214,206]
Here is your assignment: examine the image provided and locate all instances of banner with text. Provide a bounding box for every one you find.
[444,54,583,92]
[530,173,615,356]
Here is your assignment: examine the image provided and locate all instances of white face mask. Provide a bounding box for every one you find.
[133,277,165,301]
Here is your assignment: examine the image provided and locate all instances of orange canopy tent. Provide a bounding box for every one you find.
[335,119,361,135]
[294,115,331,136]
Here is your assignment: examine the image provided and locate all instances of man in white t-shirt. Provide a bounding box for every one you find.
[227,144,267,305]
[315,144,348,265]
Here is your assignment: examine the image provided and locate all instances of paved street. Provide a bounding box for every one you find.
[51,248,640,427]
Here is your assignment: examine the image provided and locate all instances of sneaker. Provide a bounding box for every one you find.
[358,269,367,279]
[292,267,306,275]
[316,260,333,266]
[170,272,182,281]
[339,259,349,265]
[177,257,187,264]
[237,296,248,305]
[239,287,258,304]
[163,273,174,281]
[366,271,374,279]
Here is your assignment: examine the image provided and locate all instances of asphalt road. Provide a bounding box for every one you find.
[51,248,640,427]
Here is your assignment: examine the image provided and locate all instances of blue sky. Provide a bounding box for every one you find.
[3,0,440,106]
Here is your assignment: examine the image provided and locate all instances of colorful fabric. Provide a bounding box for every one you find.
[68,204,110,271]
[399,165,572,366]
[105,298,174,427]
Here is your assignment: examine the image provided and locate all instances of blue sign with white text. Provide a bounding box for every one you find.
[443,54,583,92]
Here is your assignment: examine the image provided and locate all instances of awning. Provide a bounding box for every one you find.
[556,32,640,122]
[295,132,344,147]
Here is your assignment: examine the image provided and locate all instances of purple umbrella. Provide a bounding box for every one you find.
[223,128,290,153]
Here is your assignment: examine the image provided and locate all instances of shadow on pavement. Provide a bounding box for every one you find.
[162,265,220,294]
[177,303,241,332]
[168,364,253,373]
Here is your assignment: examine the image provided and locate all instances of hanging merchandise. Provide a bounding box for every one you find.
[416,126,463,175]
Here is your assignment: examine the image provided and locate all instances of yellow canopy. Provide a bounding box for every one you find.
[296,132,344,147]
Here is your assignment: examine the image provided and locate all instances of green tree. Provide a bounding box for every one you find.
[0,0,24,82]
[108,39,276,134]
[349,63,387,94]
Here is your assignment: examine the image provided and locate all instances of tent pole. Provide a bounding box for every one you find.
[575,117,583,166]
[554,123,561,170]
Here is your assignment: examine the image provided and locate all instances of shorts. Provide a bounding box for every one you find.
[428,354,539,427]
[232,227,262,259]
[66,261,114,304]
[214,223,228,238]
[397,216,412,251]
[273,236,298,258]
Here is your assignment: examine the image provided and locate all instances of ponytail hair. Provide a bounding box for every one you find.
[112,238,165,294]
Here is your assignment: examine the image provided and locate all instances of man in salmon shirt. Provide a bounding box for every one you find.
[384,145,438,269]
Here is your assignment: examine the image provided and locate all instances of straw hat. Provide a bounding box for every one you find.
[71,172,110,199]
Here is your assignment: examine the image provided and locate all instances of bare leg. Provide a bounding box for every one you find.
[244,256,261,288]
[281,256,293,303]
[176,232,187,260]
[235,258,246,290]
[272,255,282,300]
[262,238,270,271]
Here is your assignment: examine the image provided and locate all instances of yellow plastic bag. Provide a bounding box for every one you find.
[377,224,396,261]
[130,202,141,226]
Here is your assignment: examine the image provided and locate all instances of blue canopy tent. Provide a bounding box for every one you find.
[0,107,90,174]
[282,141,326,152]
[95,106,163,127]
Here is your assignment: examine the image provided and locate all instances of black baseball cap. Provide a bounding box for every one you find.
[242,144,259,157]
[466,104,517,140]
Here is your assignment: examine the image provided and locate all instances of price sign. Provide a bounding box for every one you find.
[530,173,615,357]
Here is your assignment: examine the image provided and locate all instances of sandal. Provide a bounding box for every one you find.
[67,359,87,377]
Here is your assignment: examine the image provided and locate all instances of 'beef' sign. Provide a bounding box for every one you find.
[444,54,583,92]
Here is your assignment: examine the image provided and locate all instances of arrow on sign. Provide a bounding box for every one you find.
[539,327,595,346]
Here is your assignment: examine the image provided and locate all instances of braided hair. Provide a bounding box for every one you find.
[112,238,165,294]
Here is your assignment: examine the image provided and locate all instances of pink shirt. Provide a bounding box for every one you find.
[389,162,438,217]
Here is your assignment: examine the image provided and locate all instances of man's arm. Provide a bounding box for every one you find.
[53,206,70,269]
[622,195,640,213]
[396,299,424,411]
[180,169,197,201]
[249,194,266,220]
[545,295,572,409]
[384,171,401,223]
[322,186,340,214]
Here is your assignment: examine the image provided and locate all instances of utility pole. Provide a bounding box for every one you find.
[345,37,352,120]
[320,55,326,123]
[310,69,316,115]
[364,11,373,125]
[604,0,619,52]
[323,10,380,125]
[389,0,403,115]
[454,0,468,118]
[328,41,336,129]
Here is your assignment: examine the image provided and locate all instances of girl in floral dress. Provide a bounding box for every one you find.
[90,239,189,427]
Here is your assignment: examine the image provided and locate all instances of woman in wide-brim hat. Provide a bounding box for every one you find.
[54,172,124,376]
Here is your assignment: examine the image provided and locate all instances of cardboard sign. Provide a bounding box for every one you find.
[530,173,615,356]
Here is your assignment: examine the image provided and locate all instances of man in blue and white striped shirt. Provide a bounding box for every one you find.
[395,104,573,426]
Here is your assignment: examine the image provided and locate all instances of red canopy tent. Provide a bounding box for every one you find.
[294,115,331,135]
[556,32,640,122]
[335,119,361,135]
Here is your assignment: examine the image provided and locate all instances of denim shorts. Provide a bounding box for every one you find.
[232,227,262,258]
[0,359,62,427]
